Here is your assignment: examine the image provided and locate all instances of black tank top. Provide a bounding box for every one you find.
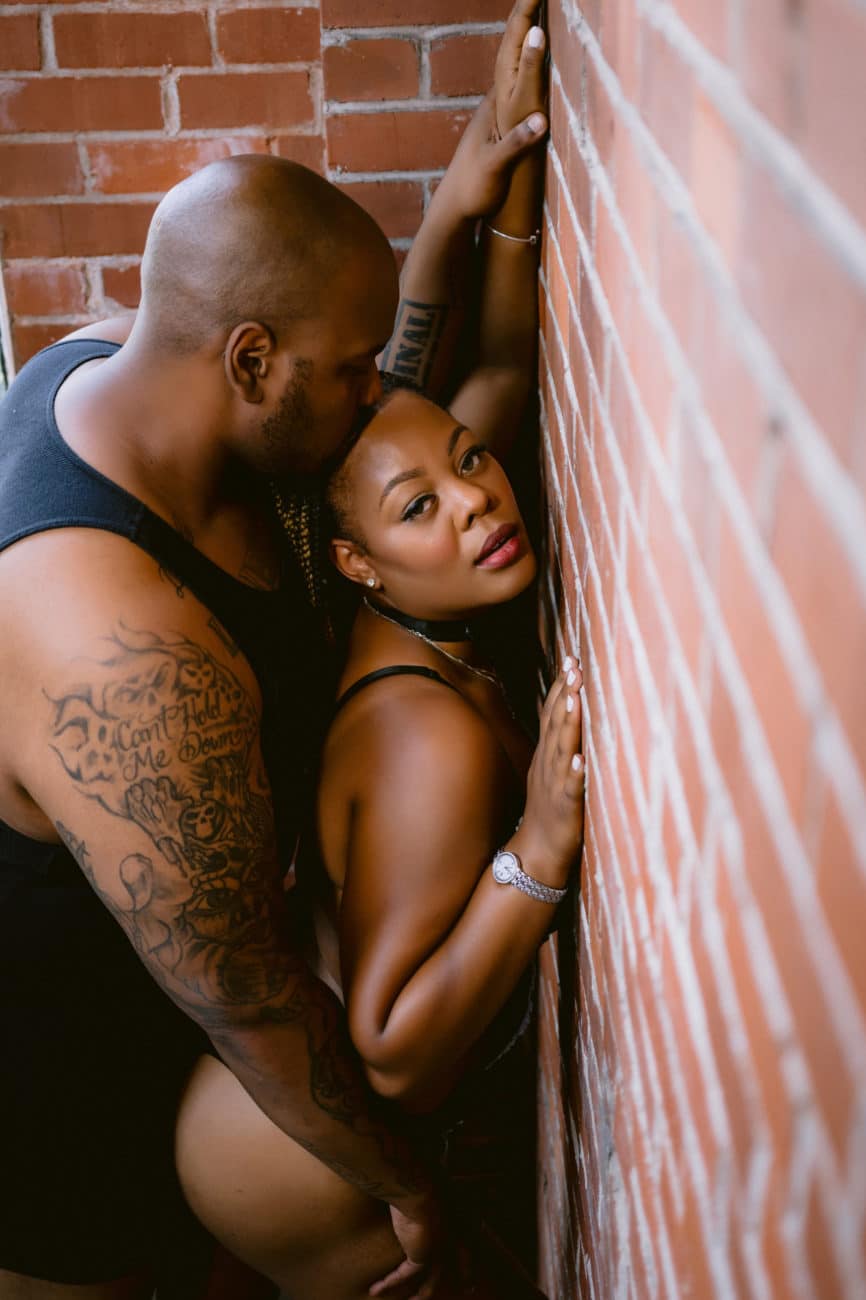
[0,337,324,903]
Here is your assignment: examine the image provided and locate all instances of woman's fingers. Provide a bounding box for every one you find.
[510,25,547,121]
[496,0,539,84]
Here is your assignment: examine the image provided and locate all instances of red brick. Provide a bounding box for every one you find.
[714,846,795,1174]
[646,467,705,678]
[87,137,270,196]
[737,786,857,1164]
[816,787,866,1014]
[0,142,83,197]
[770,455,866,774]
[176,70,312,131]
[0,14,40,70]
[53,11,211,70]
[698,307,768,504]
[585,52,616,169]
[12,320,80,367]
[0,201,155,259]
[639,20,694,181]
[178,71,312,130]
[690,92,741,268]
[0,76,162,133]
[216,8,320,66]
[322,0,505,24]
[270,133,325,174]
[101,264,140,310]
[804,1175,847,1300]
[715,510,812,817]
[4,261,87,317]
[429,32,499,97]
[739,0,804,137]
[324,38,419,103]
[612,128,654,280]
[334,180,423,240]
[595,195,632,344]
[626,294,673,446]
[670,0,729,62]
[739,162,866,466]
[327,108,472,173]
[548,0,583,115]
[802,0,866,229]
[692,906,761,1184]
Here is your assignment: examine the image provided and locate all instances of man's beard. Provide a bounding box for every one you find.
[259,358,316,470]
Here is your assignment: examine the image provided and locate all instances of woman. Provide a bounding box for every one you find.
[177,6,582,1297]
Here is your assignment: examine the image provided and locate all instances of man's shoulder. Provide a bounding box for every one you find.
[0,529,255,691]
[56,314,137,346]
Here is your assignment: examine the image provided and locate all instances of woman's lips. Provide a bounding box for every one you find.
[475,524,524,569]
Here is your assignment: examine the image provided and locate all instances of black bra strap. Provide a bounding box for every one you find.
[333,664,461,717]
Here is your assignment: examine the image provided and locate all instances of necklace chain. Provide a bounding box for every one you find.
[363,598,503,689]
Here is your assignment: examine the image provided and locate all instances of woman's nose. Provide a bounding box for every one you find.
[457,479,493,527]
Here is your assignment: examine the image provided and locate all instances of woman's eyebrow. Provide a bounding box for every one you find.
[380,467,423,506]
[379,424,470,506]
[447,424,469,455]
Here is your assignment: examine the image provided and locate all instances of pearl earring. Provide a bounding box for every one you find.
[366,577,376,588]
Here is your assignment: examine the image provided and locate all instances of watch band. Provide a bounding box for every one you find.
[491,848,567,904]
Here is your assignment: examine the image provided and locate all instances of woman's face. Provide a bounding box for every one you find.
[330,389,537,620]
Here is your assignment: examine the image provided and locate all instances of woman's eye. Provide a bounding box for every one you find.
[402,494,435,521]
[460,444,487,474]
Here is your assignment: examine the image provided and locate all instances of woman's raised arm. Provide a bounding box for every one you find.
[336,664,583,1112]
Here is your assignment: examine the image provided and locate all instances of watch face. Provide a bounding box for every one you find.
[493,851,519,884]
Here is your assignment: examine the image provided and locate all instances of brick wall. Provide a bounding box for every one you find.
[0,0,504,372]
[537,2,866,1299]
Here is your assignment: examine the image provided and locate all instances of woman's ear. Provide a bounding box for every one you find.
[224,321,275,402]
[330,538,379,589]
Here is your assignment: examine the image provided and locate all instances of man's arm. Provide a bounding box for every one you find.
[380,0,547,399]
[12,548,436,1220]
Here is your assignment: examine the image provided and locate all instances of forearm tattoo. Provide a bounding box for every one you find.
[380,299,447,390]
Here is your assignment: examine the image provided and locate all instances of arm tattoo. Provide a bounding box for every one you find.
[48,629,427,1192]
[380,299,448,390]
[46,627,287,1008]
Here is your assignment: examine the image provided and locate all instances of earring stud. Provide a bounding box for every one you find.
[366,577,376,588]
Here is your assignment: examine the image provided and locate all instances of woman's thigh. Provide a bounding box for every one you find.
[175,1055,406,1300]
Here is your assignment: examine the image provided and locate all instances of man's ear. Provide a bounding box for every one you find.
[330,538,378,589]
[225,321,275,402]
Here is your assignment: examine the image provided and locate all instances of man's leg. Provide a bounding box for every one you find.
[0,1271,150,1300]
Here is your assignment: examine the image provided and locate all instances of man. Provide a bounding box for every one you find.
[0,103,547,1298]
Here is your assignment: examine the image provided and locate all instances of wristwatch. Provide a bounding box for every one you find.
[491,848,567,904]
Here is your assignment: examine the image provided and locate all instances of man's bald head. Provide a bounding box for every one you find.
[138,155,390,355]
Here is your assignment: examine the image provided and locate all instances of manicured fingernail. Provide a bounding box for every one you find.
[566,694,574,713]
[572,754,583,773]
[562,656,573,672]
[567,669,576,685]
[528,112,546,134]
[528,25,545,48]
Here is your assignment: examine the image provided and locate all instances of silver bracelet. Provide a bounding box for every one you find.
[485,223,541,246]
[491,848,567,904]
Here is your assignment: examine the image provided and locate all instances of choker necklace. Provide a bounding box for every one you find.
[363,598,502,688]
[364,600,471,643]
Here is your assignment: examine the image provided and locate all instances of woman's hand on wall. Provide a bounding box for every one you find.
[495,0,548,137]
[515,659,586,887]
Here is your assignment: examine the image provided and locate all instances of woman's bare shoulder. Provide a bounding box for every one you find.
[326,669,505,787]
